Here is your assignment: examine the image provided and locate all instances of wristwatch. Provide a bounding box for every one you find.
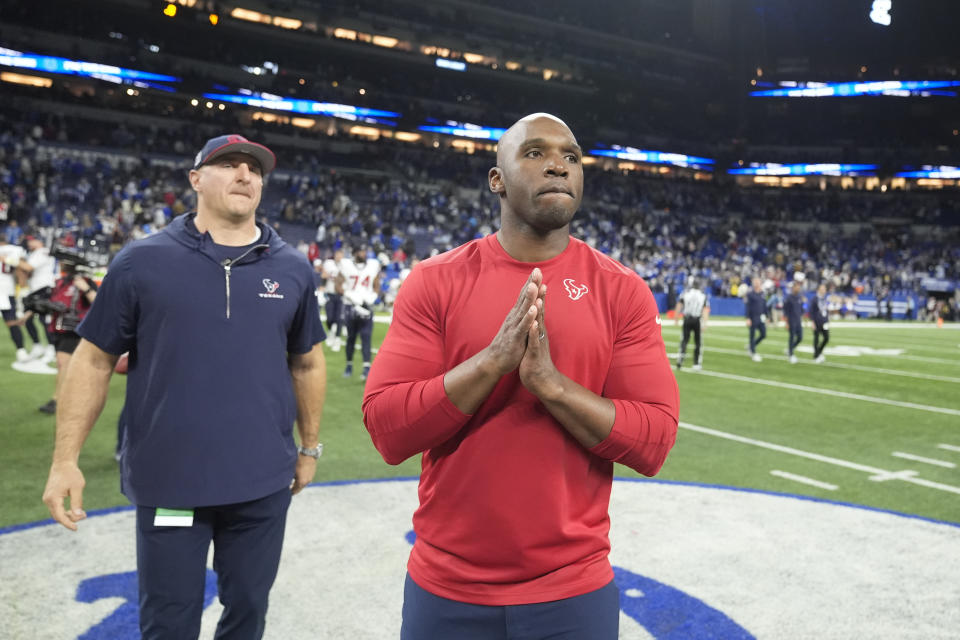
[297,443,323,459]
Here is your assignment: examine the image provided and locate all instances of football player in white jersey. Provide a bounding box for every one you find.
[0,234,33,362]
[337,246,382,380]
[321,249,345,351]
[17,235,58,360]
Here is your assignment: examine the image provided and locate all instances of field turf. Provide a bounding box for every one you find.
[2,317,958,528]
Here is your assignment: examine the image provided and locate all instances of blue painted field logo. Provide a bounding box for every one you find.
[403,529,752,639]
[3,479,957,638]
[76,569,217,639]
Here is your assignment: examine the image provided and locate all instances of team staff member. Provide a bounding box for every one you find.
[674,277,709,371]
[784,280,805,364]
[363,114,679,639]
[42,135,327,640]
[745,278,768,362]
[36,259,98,414]
[810,283,830,363]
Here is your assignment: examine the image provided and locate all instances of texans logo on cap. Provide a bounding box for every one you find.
[193,134,277,174]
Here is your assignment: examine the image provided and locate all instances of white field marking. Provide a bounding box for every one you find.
[663,319,960,330]
[663,330,960,364]
[875,352,960,366]
[797,338,957,357]
[684,327,960,364]
[892,452,957,469]
[679,421,960,496]
[770,470,838,491]
[938,444,960,453]
[688,368,960,417]
[868,470,918,482]
[676,345,960,384]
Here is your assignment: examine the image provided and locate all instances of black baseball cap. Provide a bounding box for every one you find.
[192,134,276,174]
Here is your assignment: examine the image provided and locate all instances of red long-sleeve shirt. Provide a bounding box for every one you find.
[362,234,679,605]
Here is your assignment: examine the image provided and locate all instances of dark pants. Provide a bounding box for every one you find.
[344,305,373,364]
[135,488,292,640]
[324,293,343,336]
[401,574,620,640]
[678,316,702,367]
[813,326,829,358]
[749,319,766,354]
[788,322,803,355]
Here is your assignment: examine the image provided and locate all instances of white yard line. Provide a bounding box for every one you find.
[770,470,838,491]
[677,346,960,383]
[686,368,960,417]
[875,353,960,366]
[679,422,960,496]
[891,452,957,469]
[662,319,960,330]
[662,330,960,364]
[938,444,960,453]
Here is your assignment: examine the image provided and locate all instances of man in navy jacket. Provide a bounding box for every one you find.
[43,135,327,639]
[810,283,830,363]
[783,280,805,364]
[744,278,767,362]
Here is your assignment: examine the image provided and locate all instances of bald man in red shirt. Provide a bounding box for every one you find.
[363,113,679,640]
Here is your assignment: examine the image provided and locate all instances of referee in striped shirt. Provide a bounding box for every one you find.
[674,277,709,371]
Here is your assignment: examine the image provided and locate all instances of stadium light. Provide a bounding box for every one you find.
[870,0,892,26]
[436,58,466,72]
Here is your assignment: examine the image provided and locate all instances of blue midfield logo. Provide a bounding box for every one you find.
[76,533,752,639]
[75,569,218,639]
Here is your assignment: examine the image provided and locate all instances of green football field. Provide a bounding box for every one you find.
[2,317,958,529]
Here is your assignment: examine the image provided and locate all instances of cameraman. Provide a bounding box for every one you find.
[37,260,97,414]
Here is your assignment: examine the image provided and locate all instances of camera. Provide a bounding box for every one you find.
[22,287,66,315]
[51,247,96,275]
[23,287,83,331]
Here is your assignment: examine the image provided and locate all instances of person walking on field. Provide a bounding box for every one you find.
[745,277,768,362]
[784,280,805,364]
[42,135,327,640]
[810,283,830,363]
[674,277,709,371]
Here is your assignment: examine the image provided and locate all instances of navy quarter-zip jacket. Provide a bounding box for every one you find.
[78,213,325,507]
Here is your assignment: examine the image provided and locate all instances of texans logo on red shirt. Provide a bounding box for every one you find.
[263,279,280,294]
[563,278,589,301]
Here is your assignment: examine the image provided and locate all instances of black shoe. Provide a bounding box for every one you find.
[38,399,56,414]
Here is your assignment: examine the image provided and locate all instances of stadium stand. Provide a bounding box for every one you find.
[0,0,957,321]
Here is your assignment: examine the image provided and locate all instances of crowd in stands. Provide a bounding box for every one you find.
[2,116,958,321]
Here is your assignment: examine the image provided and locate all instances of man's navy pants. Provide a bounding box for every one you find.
[135,487,291,640]
[401,573,620,640]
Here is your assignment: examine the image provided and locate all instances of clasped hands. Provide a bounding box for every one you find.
[484,268,563,401]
